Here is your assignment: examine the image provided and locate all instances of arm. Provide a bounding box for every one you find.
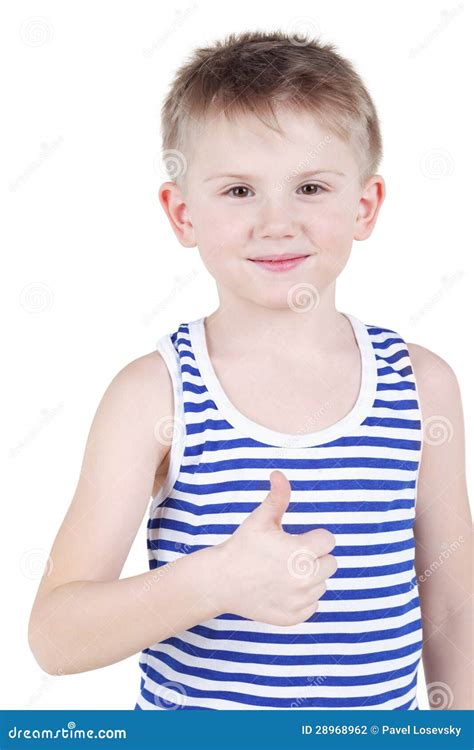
[27,352,227,675]
[409,343,473,709]
[28,350,335,676]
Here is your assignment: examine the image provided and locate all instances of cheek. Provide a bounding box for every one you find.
[194,199,245,244]
[307,201,355,252]
[190,214,239,280]
[305,210,355,279]
[194,202,248,270]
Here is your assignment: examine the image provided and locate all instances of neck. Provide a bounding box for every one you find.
[204,283,355,357]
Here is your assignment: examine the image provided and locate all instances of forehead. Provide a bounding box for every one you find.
[186,106,358,178]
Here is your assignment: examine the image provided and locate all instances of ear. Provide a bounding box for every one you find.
[158,181,197,248]
[353,174,386,241]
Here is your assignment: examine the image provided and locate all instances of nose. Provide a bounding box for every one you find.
[254,195,298,240]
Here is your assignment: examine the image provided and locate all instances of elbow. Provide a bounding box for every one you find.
[28,637,60,677]
[28,617,67,677]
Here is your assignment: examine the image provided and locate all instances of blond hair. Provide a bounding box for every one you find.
[160,30,382,190]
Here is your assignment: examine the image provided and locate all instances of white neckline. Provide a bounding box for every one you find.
[187,312,377,448]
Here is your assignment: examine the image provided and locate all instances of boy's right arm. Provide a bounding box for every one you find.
[27,351,227,675]
[28,350,337,676]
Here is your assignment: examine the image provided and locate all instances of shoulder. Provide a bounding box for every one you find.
[406,342,462,411]
[112,347,175,421]
[408,343,471,622]
[406,342,465,459]
[91,346,176,471]
[116,347,173,387]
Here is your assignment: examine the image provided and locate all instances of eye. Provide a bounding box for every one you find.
[224,185,254,198]
[222,183,327,198]
[297,183,326,196]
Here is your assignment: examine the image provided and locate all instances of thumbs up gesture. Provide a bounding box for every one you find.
[218,470,338,626]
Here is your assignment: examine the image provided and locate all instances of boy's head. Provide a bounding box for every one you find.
[159,30,385,312]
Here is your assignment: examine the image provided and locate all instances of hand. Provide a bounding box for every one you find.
[217,469,338,626]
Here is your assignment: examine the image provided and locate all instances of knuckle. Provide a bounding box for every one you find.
[282,610,300,626]
[304,602,319,620]
[323,553,338,574]
[316,581,327,597]
[295,574,311,590]
[316,528,336,551]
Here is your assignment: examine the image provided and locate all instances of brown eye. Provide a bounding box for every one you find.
[299,184,325,195]
[225,186,252,198]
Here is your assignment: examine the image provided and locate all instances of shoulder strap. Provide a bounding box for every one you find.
[151,332,186,514]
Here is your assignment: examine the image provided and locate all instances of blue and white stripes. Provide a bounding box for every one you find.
[135,313,423,710]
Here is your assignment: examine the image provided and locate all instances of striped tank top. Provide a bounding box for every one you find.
[134,312,423,710]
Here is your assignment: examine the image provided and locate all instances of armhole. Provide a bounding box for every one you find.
[149,333,185,515]
[406,342,424,514]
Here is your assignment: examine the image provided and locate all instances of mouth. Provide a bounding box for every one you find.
[248,254,311,272]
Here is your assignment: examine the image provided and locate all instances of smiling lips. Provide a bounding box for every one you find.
[249,253,310,272]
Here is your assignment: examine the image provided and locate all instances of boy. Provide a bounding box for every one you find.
[28,30,472,711]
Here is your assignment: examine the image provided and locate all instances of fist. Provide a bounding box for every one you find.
[218,470,338,626]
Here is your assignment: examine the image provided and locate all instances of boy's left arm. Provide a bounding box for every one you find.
[408,342,473,710]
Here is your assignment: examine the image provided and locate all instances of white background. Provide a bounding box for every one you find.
[1,0,471,711]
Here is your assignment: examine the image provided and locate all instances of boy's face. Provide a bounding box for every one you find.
[160,106,384,311]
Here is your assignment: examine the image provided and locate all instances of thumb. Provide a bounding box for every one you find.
[250,470,292,530]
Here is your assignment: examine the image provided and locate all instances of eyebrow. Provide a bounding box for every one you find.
[203,169,346,182]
